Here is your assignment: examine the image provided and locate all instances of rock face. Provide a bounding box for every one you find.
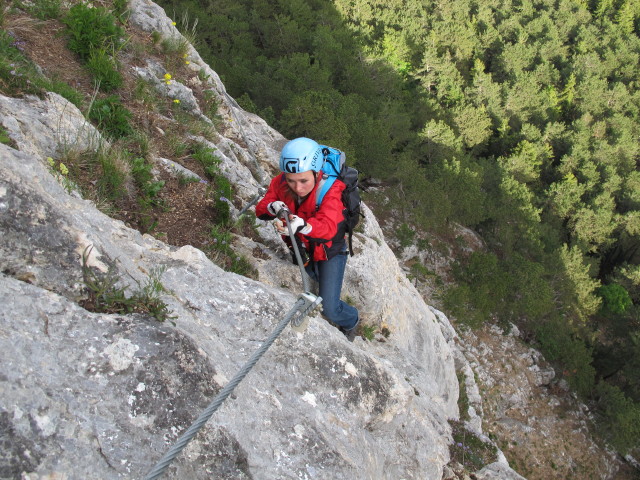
[0,1,537,478]
[0,97,455,479]
[0,7,467,478]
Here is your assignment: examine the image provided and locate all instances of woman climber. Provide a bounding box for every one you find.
[255,137,360,341]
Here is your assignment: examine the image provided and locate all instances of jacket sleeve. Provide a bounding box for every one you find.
[255,175,283,220]
[305,180,346,242]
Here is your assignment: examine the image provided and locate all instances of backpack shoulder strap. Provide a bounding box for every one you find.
[315,174,337,210]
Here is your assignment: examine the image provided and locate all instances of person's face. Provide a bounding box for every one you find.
[285,170,316,197]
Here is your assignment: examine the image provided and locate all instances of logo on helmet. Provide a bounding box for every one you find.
[284,159,298,173]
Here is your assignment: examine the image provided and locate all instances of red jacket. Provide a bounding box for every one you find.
[256,172,347,261]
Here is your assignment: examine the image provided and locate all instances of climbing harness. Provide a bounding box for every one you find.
[144,208,321,480]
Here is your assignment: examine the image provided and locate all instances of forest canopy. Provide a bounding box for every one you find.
[156,0,640,452]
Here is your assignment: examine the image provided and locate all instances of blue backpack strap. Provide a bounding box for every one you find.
[315,175,337,210]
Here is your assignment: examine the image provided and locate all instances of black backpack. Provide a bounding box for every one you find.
[315,146,363,256]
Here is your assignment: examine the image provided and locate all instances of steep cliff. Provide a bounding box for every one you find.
[0,1,526,478]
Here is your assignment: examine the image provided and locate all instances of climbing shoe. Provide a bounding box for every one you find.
[339,318,359,342]
[341,326,357,342]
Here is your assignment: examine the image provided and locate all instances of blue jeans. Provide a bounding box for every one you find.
[305,250,359,330]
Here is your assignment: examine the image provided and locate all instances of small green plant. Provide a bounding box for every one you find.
[360,324,376,341]
[206,223,256,277]
[96,148,129,203]
[161,35,190,62]
[197,68,210,82]
[448,420,497,471]
[86,48,123,92]
[21,0,62,20]
[167,134,191,157]
[46,156,76,193]
[0,30,42,97]
[150,30,162,45]
[229,254,255,277]
[87,95,133,139]
[133,265,176,323]
[177,172,201,186]
[63,3,124,60]
[457,371,470,421]
[130,156,165,208]
[0,125,12,146]
[111,0,129,22]
[202,89,223,126]
[191,144,220,178]
[397,222,415,248]
[81,246,175,322]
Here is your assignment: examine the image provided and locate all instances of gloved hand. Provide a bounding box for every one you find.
[273,218,286,235]
[267,201,288,216]
[287,215,312,235]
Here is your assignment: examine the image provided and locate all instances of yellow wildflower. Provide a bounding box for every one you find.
[59,163,69,175]
[171,21,176,26]
[46,157,55,167]
[173,99,180,104]
[185,61,190,65]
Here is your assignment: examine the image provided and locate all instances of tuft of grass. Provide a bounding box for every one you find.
[457,371,470,422]
[58,144,131,210]
[86,48,123,92]
[191,144,221,179]
[206,223,257,278]
[130,156,165,208]
[22,0,62,20]
[87,95,133,139]
[81,246,176,322]
[448,420,497,471]
[0,125,13,146]
[360,323,376,341]
[111,0,130,23]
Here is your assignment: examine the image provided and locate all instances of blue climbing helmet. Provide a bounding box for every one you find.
[279,137,325,174]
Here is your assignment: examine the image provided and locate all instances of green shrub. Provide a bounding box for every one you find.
[88,96,132,139]
[597,284,632,315]
[213,175,232,225]
[360,324,376,341]
[96,150,128,202]
[594,382,640,453]
[397,222,415,248]
[448,420,497,471]
[0,126,11,145]
[63,3,124,60]
[130,156,165,207]
[86,48,123,92]
[535,318,596,397]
